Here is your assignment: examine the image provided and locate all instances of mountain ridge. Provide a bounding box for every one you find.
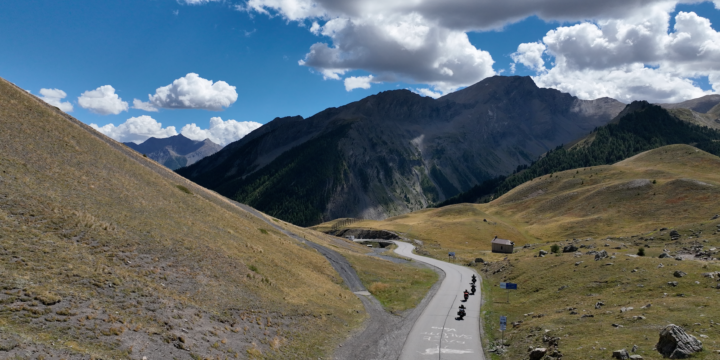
[124,134,222,170]
[178,75,627,226]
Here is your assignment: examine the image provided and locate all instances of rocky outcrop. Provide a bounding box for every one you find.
[656,324,702,359]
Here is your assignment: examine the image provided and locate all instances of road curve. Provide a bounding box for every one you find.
[393,241,485,360]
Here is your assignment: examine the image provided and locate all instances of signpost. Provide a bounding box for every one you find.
[448,252,455,261]
[500,282,518,303]
[500,315,507,345]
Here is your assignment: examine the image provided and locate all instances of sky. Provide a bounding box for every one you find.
[2,0,720,145]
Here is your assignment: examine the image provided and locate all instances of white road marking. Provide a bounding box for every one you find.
[421,347,474,355]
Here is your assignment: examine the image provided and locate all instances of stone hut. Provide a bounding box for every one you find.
[491,236,514,254]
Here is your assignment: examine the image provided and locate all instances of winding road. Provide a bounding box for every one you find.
[393,241,485,360]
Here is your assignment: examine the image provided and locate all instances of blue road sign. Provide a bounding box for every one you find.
[500,316,507,331]
[449,252,455,257]
[500,282,517,290]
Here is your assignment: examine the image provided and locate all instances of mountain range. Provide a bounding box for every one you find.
[178,76,627,226]
[124,134,222,170]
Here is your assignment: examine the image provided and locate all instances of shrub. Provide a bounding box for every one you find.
[550,244,560,254]
[637,247,645,256]
[175,185,192,195]
[259,229,268,235]
[249,265,259,273]
[368,282,390,294]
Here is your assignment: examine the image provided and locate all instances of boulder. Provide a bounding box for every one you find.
[656,324,703,359]
[668,281,678,287]
[595,301,605,309]
[659,253,672,258]
[670,230,681,240]
[539,250,548,256]
[563,244,578,253]
[629,356,643,359]
[612,349,630,359]
[674,271,687,278]
[475,258,485,264]
[595,250,609,261]
[529,347,547,360]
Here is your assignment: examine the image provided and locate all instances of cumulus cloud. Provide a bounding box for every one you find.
[143,73,238,111]
[132,99,159,112]
[242,0,720,101]
[182,0,219,4]
[38,88,73,112]
[511,42,547,72]
[511,5,720,103]
[412,88,443,99]
[181,117,262,146]
[78,85,129,115]
[344,75,374,91]
[90,115,178,144]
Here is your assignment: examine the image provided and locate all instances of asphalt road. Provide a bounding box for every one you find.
[393,241,485,360]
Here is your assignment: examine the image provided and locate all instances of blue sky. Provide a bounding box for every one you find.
[1,0,719,145]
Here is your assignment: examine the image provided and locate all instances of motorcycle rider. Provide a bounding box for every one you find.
[463,289,469,301]
[457,305,466,320]
[470,284,476,295]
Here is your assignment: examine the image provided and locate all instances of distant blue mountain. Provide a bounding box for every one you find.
[124,134,222,170]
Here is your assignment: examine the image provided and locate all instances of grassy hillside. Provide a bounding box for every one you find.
[482,233,720,360]
[0,77,412,359]
[439,102,720,207]
[318,145,720,264]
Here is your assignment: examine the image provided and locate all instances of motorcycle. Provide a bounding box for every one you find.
[456,305,466,320]
[470,285,476,295]
[463,291,469,302]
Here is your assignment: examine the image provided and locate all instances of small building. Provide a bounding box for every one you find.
[491,236,514,254]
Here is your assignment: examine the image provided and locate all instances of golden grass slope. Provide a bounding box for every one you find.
[0,77,369,359]
[319,145,720,265]
[482,236,720,359]
[489,144,720,241]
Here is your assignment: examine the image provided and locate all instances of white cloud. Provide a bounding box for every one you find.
[181,117,262,146]
[182,0,219,4]
[512,5,720,103]
[344,75,374,91]
[144,73,238,111]
[38,88,73,112]
[78,85,129,115]
[412,88,443,99]
[301,13,495,94]
[244,0,720,100]
[511,42,547,72]
[90,115,177,144]
[132,99,159,112]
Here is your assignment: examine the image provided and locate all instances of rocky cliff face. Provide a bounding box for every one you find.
[177,76,625,226]
[125,134,222,170]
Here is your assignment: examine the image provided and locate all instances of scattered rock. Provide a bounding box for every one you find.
[629,355,643,360]
[668,281,678,287]
[605,263,614,266]
[659,253,672,258]
[670,230,681,240]
[529,347,547,360]
[581,314,594,318]
[641,304,651,309]
[475,258,485,264]
[632,345,638,353]
[612,324,624,328]
[612,349,630,359]
[712,215,719,220]
[563,244,579,253]
[575,261,584,266]
[658,263,665,268]
[620,307,634,313]
[539,250,548,256]
[558,285,568,291]
[632,316,646,320]
[595,250,609,261]
[595,301,605,309]
[656,324,703,359]
[674,271,687,278]
[702,272,718,279]
[512,320,523,328]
